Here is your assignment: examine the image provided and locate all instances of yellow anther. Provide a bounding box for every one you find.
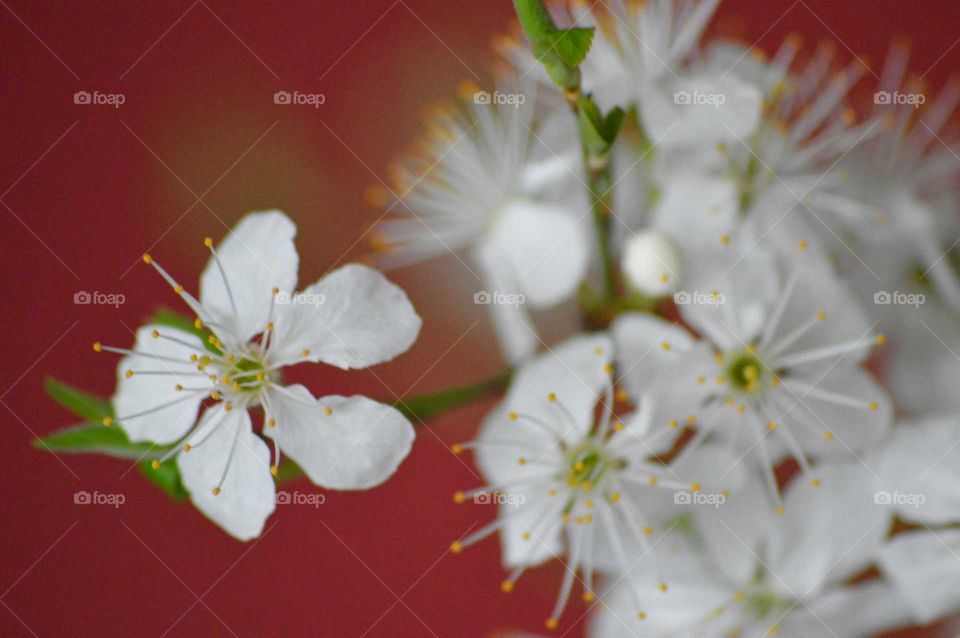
[548,393,556,402]
[501,580,514,593]
[271,287,279,295]
[173,285,184,294]
[150,330,160,339]
[508,411,518,421]
[232,382,240,391]
[594,346,604,355]
[451,443,463,454]
[203,237,213,248]
[518,457,527,465]
[720,234,730,245]
[603,363,614,374]
[190,354,199,362]
[545,617,558,630]
[798,240,809,251]
[637,611,647,620]
[268,418,276,428]
[868,401,878,411]
[142,254,152,264]
[659,582,668,593]
[771,376,781,386]
[324,406,333,416]
[824,431,834,441]
[661,342,670,351]
[812,478,821,487]
[270,465,279,476]
[175,384,183,391]
[266,322,274,332]
[581,481,592,491]
[102,417,112,426]
[716,375,727,384]
[768,421,777,431]
[686,414,696,425]
[522,531,531,540]
[453,491,465,504]
[615,388,629,402]
[194,318,203,330]
[582,591,595,602]
[92,342,102,352]
[736,404,746,414]
[816,311,826,321]
[182,443,191,452]
[301,348,311,357]
[151,459,160,470]
[691,482,701,492]
[125,370,134,378]
[697,375,706,384]
[450,541,463,554]
[256,371,265,381]
[669,419,679,430]
[613,421,624,431]
[643,526,653,536]
[224,402,233,411]
[876,334,886,346]
[648,476,658,486]
[610,492,620,502]
[212,487,221,496]
[548,489,557,497]
[775,505,785,516]
[715,352,724,363]
[211,391,221,400]
[660,273,670,283]
[573,461,584,472]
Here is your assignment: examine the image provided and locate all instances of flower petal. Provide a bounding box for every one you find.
[474,241,538,364]
[199,210,299,343]
[112,325,210,444]
[269,264,420,370]
[177,404,275,541]
[487,200,589,307]
[264,384,415,490]
[878,528,960,624]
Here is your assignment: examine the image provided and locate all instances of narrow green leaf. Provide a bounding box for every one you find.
[535,27,595,68]
[44,377,112,422]
[34,422,171,460]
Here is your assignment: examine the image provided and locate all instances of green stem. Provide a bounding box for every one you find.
[392,370,513,424]
[586,158,616,302]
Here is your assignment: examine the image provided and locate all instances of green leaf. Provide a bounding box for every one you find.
[394,370,513,423]
[534,27,595,68]
[45,377,113,422]
[139,458,188,501]
[578,95,625,157]
[34,422,172,460]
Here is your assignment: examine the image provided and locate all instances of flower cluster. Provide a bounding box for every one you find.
[368,0,960,635]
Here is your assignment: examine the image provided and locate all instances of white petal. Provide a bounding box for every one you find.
[649,173,739,255]
[766,462,885,597]
[199,210,299,343]
[270,263,421,370]
[499,482,564,568]
[501,334,613,445]
[877,416,960,525]
[177,405,275,541]
[264,384,414,490]
[474,241,538,365]
[878,528,960,624]
[112,325,210,444]
[789,581,913,637]
[488,200,589,307]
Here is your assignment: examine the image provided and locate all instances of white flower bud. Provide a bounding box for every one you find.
[621,231,682,297]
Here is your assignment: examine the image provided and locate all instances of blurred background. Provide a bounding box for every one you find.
[1,1,959,635]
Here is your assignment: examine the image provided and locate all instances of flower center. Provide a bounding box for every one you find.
[565,442,617,490]
[726,350,765,393]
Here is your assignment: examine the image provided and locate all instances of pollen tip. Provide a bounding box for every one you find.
[125,370,134,378]
[500,580,514,593]
[450,541,463,554]
[690,482,701,492]
[142,254,152,264]
[267,418,276,428]
[182,443,191,452]
[451,443,463,454]
[816,311,826,321]
[270,465,279,477]
[547,392,556,402]
[636,611,647,620]
[203,237,213,248]
[324,406,333,416]
[453,491,465,504]
[211,487,221,496]
[545,617,558,630]
[508,411,518,421]
[92,341,102,352]
[812,477,821,487]
[868,401,878,411]
[582,591,595,602]
[151,459,160,470]
[659,582,668,593]
[875,334,886,346]
[101,417,112,426]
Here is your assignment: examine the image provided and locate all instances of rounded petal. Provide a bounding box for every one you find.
[877,416,960,525]
[501,334,613,445]
[270,264,421,369]
[878,529,960,624]
[788,581,913,637]
[766,462,885,597]
[112,325,210,444]
[177,405,275,541]
[199,210,299,343]
[488,200,589,307]
[264,385,415,490]
[499,482,564,568]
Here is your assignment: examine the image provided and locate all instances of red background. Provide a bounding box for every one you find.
[2,1,959,636]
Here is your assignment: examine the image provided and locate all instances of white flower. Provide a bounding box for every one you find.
[613,245,892,507]
[98,210,421,539]
[372,84,589,364]
[449,335,719,628]
[590,462,910,637]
